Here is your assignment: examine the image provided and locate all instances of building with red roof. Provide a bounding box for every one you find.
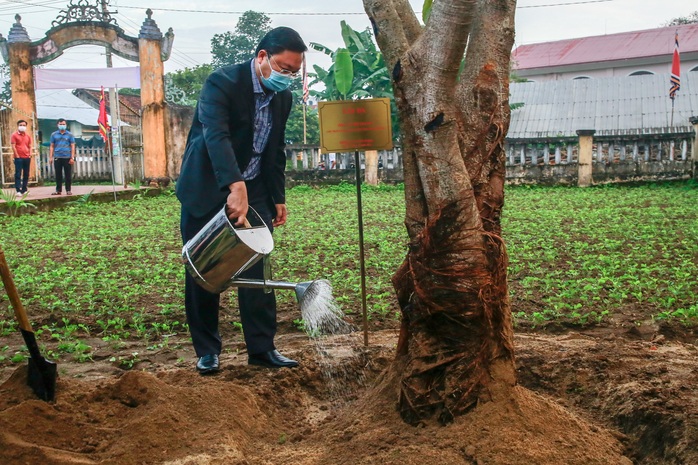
[512,22,698,81]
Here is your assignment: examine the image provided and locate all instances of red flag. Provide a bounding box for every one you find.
[98,86,109,141]
[670,32,680,100]
[302,57,309,104]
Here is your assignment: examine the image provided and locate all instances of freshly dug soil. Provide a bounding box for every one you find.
[1,325,696,465]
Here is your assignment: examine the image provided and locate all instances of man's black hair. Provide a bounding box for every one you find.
[17,119,27,125]
[255,27,307,56]
[57,118,66,124]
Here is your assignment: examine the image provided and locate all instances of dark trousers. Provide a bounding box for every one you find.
[54,158,72,193]
[181,178,277,357]
[14,158,31,193]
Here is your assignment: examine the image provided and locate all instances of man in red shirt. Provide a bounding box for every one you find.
[11,119,32,195]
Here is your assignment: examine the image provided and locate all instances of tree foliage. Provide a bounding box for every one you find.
[285,103,320,145]
[285,79,320,144]
[309,21,400,139]
[166,64,214,105]
[664,11,698,26]
[210,11,272,69]
[163,11,271,107]
[1,64,11,103]
[308,21,393,102]
[160,10,313,143]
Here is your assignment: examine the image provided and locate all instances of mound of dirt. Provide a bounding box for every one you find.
[0,330,695,464]
[515,331,698,465]
[270,364,631,465]
[0,368,269,464]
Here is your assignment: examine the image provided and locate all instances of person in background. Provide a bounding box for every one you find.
[11,119,32,196]
[49,118,76,195]
[176,27,307,374]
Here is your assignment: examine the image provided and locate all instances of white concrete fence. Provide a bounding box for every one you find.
[285,130,696,186]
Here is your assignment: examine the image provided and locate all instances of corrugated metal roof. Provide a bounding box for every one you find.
[513,23,698,71]
[508,73,697,139]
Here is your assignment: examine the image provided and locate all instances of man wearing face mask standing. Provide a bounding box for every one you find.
[49,118,76,195]
[11,120,32,196]
[176,27,307,374]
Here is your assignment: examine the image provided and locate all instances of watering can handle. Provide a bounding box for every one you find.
[225,205,253,229]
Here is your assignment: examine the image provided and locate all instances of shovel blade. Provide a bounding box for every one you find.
[27,356,57,402]
[20,329,58,402]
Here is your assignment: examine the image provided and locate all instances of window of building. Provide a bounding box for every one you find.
[573,76,591,80]
[628,70,654,76]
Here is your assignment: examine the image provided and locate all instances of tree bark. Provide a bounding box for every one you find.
[364,0,517,424]
[365,150,379,185]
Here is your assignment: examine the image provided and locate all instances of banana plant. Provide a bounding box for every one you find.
[308,21,399,138]
[334,48,354,98]
[422,0,433,24]
[308,21,391,101]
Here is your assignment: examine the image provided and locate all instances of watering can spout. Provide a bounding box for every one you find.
[294,281,315,303]
[181,206,331,310]
[227,278,321,304]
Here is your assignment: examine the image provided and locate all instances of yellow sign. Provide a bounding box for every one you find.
[318,98,393,153]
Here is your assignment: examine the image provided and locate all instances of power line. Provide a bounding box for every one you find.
[0,16,50,33]
[0,0,618,18]
[116,11,203,68]
[0,0,64,5]
[117,6,367,15]
[0,9,57,15]
[519,0,613,8]
[0,0,64,13]
[0,0,619,17]
[116,0,616,15]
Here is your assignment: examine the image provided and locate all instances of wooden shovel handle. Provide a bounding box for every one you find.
[0,246,32,332]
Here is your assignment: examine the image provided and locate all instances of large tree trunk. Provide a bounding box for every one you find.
[363,0,518,424]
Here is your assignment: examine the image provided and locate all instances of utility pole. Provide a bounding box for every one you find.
[101,0,122,184]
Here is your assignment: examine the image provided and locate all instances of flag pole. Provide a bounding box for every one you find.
[98,86,117,201]
[114,85,126,188]
[669,30,681,129]
[108,131,117,202]
[302,56,308,162]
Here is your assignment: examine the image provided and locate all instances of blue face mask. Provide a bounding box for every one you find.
[259,56,292,92]
[58,124,67,131]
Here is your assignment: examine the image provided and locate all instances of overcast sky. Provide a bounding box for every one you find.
[0,0,695,75]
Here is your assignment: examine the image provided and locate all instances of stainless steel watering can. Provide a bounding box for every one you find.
[182,206,328,308]
[182,206,274,294]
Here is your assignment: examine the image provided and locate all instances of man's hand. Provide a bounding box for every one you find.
[272,204,287,227]
[69,158,75,165]
[226,181,249,226]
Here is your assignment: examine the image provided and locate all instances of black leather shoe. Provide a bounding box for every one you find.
[196,354,220,374]
[248,350,298,368]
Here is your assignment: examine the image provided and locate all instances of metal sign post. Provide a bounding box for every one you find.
[354,150,369,346]
[318,98,393,347]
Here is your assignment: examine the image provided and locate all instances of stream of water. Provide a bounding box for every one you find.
[299,280,370,403]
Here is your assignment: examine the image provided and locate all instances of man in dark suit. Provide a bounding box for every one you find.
[176,27,307,374]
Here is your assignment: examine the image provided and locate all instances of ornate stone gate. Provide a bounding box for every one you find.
[0,1,174,182]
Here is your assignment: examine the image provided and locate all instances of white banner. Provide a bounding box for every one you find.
[34,67,141,90]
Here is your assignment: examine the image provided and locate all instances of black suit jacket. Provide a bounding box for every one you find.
[176,60,292,218]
